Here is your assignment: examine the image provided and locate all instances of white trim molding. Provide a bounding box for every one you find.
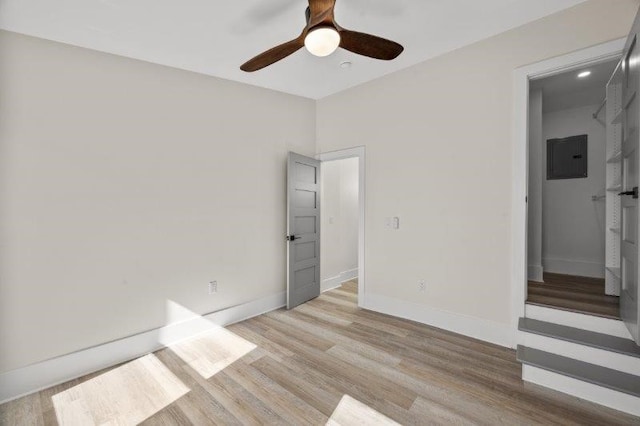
[528,264,544,282]
[364,293,513,348]
[316,146,366,308]
[322,274,344,293]
[511,38,625,343]
[522,365,640,417]
[0,291,286,404]
[340,267,359,282]
[321,268,359,292]
[542,258,604,279]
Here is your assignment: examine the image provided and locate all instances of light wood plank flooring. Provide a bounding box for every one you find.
[527,272,620,319]
[2,280,638,425]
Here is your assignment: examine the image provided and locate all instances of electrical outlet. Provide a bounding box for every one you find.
[385,217,400,230]
[208,281,218,294]
[418,280,426,292]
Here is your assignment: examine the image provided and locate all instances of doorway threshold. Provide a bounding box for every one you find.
[527,273,620,320]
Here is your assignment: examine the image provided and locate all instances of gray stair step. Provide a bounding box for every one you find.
[519,317,640,358]
[517,346,640,398]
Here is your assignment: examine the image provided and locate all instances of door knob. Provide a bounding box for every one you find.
[618,187,639,199]
[286,235,300,241]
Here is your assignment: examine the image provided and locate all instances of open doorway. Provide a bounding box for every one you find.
[285,148,365,310]
[526,58,621,319]
[320,157,359,301]
[317,147,365,307]
[514,35,640,355]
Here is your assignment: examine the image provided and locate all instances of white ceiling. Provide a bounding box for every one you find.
[0,0,586,99]
[530,58,620,113]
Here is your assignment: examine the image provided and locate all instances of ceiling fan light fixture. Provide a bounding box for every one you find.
[304,27,340,57]
[240,0,404,72]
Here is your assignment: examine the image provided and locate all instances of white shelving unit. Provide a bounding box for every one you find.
[607,151,622,163]
[605,63,623,296]
[607,182,622,192]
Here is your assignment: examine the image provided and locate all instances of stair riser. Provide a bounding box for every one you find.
[519,332,640,376]
[526,304,632,339]
[522,365,640,417]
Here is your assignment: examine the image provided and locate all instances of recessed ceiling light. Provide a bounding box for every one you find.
[340,61,352,69]
[578,71,591,78]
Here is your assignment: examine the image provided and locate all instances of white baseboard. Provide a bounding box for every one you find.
[518,332,640,376]
[321,268,358,293]
[340,268,358,282]
[363,293,513,348]
[525,304,632,340]
[0,292,285,404]
[522,365,640,417]
[542,258,604,279]
[528,265,544,282]
[321,275,342,292]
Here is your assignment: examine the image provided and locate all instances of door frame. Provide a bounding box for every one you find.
[316,146,366,308]
[511,38,625,345]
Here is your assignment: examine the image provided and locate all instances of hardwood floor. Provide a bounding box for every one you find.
[527,272,621,319]
[2,279,638,425]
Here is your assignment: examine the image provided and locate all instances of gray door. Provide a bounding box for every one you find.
[621,10,640,345]
[286,152,321,309]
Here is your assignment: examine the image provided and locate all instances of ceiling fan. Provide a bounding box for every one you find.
[240,0,404,72]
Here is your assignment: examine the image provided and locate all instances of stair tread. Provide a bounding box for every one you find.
[525,300,620,320]
[519,318,640,358]
[517,346,640,397]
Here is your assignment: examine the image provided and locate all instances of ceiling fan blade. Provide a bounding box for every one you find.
[308,0,336,17]
[338,30,403,60]
[240,37,304,72]
[306,6,334,30]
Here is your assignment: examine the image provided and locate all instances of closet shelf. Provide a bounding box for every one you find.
[606,267,621,279]
[607,183,622,192]
[624,90,636,110]
[611,108,624,125]
[607,151,622,163]
[623,129,637,146]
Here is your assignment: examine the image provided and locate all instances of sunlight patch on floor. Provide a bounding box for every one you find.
[159,300,257,379]
[169,326,257,379]
[158,300,218,345]
[52,354,189,426]
[326,395,399,426]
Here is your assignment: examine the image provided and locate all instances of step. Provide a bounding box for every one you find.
[519,318,640,359]
[517,346,640,398]
[525,304,632,339]
[521,364,640,417]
